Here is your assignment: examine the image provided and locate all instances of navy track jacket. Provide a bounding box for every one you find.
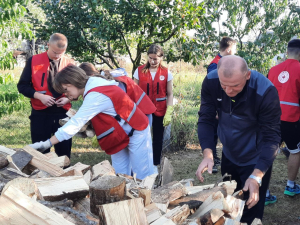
[198,69,281,173]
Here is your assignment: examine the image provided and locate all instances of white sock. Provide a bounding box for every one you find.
[287,180,295,188]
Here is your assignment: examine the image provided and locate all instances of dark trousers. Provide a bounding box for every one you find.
[152,114,165,165]
[213,118,219,159]
[30,111,72,158]
[221,153,272,224]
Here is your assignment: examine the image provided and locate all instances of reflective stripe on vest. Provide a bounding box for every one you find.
[280,101,300,107]
[156,97,167,102]
[136,92,146,106]
[97,127,115,140]
[127,103,136,122]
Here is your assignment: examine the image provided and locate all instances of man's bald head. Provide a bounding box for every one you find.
[49,33,68,49]
[217,55,249,78]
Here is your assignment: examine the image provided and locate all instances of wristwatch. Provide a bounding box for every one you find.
[249,175,262,187]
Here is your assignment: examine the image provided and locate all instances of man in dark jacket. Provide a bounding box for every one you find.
[196,55,281,224]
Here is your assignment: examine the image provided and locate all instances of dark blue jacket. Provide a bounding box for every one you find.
[198,69,281,173]
[207,53,222,74]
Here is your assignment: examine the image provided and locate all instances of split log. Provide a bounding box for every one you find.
[2,177,40,198]
[186,181,237,195]
[251,218,262,225]
[169,185,227,209]
[22,145,50,161]
[64,162,91,174]
[164,204,190,224]
[44,151,58,159]
[0,145,16,156]
[159,157,174,186]
[35,176,89,201]
[30,157,65,177]
[91,160,115,180]
[0,154,8,169]
[89,175,126,214]
[225,195,245,221]
[199,208,224,225]
[60,169,83,177]
[189,191,231,219]
[151,216,176,225]
[144,203,162,224]
[139,188,151,206]
[0,186,75,225]
[11,150,33,171]
[74,198,97,219]
[49,156,70,168]
[83,170,92,185]
[98,198,148,225]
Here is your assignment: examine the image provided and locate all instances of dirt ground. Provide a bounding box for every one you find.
[163,144,300,225]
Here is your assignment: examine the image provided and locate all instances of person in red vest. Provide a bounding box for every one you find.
[29,65,156,180]
[17,33,74,158]
[268,39,300,197]
[207,37,237,173]
[133,44,174,166]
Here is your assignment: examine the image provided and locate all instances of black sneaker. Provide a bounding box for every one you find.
[212,165,218,173]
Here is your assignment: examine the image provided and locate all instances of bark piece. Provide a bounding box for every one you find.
[164,204,190,224]
[144,203,162,224]
[159,157,174,186]
[0,154,8,169]
[11,150,33,171]
[139,188,151,206]
[35,175,89,201]
[49,156,70,168]
[91,160,115,180]
[0,186,75,225]
[98,198,148,225]
[199,208,225,224]
[30,157,65,177]
[89,175,126,214]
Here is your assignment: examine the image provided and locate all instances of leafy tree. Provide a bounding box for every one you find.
[35,0,204,73]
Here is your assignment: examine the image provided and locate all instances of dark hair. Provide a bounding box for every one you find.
[79,62,114,80]
[142,44,166,73]
[219,37,236,52]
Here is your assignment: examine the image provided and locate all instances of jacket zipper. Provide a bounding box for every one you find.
[147,83,149,95]
[157,82,159,94]
[41,73,45,87]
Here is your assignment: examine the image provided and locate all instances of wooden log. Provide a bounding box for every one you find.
[83,170,92,185]
[189,191,231,219]
[89,175,126,215]
[0,186,75,225]
[30,157,65,177]
[0,154,8,169]
[11,150,33,171]
[91,160,115,180]
[169,185,227,209]
[44,151,58,159]
[251,218,262,225]
[144,203,162,224]
[64,162,91,174]
[0,145,16,156]
[199,208,224,224]
[35,176,89,201]
[98,198,148,225]
[60,169,83,177]
[22,145,50,161]
[139,188,151,206]
[225,195,245,221]
[2,177,40,198]
[186,181,237,195]
[139,173,158,189]
[164,204,190,224]
[48,156,70,168]
[159,157,174,186]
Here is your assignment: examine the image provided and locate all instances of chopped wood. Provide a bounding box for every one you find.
[144,203,162,224]
[64,162,91,174]
[169,185,227,209]
[151,216,177,225]
[2,177,40,198]
[98,198,148,225]
[11,150,33,171]
[74,198,98,219]
[83,170,92,185]
[165,204,190,224]
[0,167,25,180]
[180,178,194,187]
[0,145,16,156]
[7,167,30,177]
[189,191,231,219]
[139,188,151,206]
[126,190,136,199]
[44,151,58,159]
[89,175,126,214]
[49,156,70,168]
[186,181,237,195]
[225,195,245,221]
[139,173,158,189]
[30,157,65,177]
[0,154,8,169]
[199,208,224,224]
[151,181,187,205]
[91,160,115,180]
[251,218,262,225]
[35,176,89,201]
[159,157,174,186]
[22,145,50,161]
[60,169,83,177]
[0,186,75,225]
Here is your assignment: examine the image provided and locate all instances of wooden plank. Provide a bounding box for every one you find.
[35,176,89,201]
[0,186,74,225]
[22,145,50,161]
[48,156,70,168]
[30,157,64,177]
[92,160,115,180]
[98,198,148,225]
[144,203,162,224]
[0,145,16,156]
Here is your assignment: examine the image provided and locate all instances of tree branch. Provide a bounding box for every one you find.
[118,29,134,64]
[107,41,120,68]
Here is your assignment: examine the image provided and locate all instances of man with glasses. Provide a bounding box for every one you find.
[196,55,281,224]
[17,33,74,159]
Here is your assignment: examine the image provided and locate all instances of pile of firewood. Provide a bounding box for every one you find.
[0,145,262,225]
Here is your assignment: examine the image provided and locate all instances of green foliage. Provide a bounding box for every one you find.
[35,0,205,73]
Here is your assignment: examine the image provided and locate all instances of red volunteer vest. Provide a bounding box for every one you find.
[137,65,168,116]
[85,86,149,155]
[31,52,74,111]
[268,59,300,122]
[209,54,221,66]
[114,76,156,115]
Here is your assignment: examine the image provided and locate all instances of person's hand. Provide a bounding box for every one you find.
[39,95,56,107]
[55,97,70,107]
[163,106,174,127]
[243,178,260,209]
[195,148,214,182]
[29,139,52,152]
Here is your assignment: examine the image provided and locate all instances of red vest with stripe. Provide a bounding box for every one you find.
[85,86,149,155]
[268,59,300,122]
[114,76,156,115]
[31,52,74,110]
[209,54,221,66]
[137,65,168,116]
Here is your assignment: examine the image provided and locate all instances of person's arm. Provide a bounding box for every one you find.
[195,76,218,182]
[166,80,173,106]
[133,69,139,85]
[17,57,36,98]
[207,63,217,74]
